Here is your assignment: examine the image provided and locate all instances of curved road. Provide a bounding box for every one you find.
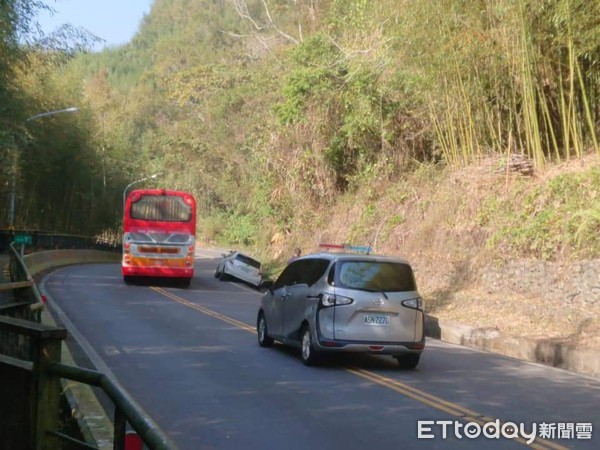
[41,252,600,450]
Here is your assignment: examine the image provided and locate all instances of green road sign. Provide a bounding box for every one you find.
[14,234,32,245]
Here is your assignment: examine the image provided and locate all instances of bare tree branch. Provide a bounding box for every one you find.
[233,0,268,31]
[258,0,300,44]
[231,0,300,47]
[220,29,271,50]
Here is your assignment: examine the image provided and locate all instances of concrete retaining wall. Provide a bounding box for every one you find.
[24,250,120,276]
[424,315,600,378]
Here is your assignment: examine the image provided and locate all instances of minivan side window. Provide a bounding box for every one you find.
[273,261,302,289]
[273,258,330,289]
[304,258,330,286]
[285,259,330,287]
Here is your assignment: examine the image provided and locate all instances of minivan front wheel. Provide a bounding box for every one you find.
[395,354,420,369]
[257,313,274,347]
[300,326,318,366]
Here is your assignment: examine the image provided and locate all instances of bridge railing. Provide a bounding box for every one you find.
[0,315,178,450]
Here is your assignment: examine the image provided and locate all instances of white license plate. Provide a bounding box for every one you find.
[153,259,166,266]
[364,315,390,326]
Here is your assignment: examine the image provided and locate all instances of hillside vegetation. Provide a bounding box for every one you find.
[1,0,599,343]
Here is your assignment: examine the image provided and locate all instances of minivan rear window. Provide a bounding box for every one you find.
[336,261,416,292]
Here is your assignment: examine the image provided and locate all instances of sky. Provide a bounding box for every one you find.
[36,0,155,51]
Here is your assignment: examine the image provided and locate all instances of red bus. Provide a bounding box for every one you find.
[122,189,196,286]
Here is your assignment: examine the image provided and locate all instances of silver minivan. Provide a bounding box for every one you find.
[256,252,425,368]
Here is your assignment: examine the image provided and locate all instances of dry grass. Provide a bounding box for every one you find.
[430,288,600,348]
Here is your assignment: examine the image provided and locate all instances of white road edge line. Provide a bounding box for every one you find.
[40,267,121,385]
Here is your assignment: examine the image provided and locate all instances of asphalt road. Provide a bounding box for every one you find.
[41,251,600,450]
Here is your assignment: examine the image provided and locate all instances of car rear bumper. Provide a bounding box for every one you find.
[122,266,193,278]
[314,336,425,355]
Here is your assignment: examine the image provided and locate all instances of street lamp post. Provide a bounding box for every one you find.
[25,107,79,123]
[122,173,161,214]
[7,107,79,229]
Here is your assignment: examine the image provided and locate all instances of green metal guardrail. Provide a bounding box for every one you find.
[46,362,177,450]
[0,228,121,254]
[0,242,178,450]
[5,242,45,314]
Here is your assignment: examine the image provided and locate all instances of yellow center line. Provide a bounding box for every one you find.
[347,368,565,450]
[150,286,570,450]
[150,287,255,333]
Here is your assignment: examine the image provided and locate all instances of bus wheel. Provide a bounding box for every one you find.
[123,276,134,284]
[179,278,191,288]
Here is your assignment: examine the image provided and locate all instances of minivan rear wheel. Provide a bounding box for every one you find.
[257,313,274,347]
[300,326,319,366]
[395,354,420,369]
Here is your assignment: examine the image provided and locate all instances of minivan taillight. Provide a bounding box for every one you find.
[321,293,353,307]
[402,297,423,311]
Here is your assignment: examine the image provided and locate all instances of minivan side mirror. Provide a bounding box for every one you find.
[259,279,274,292]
